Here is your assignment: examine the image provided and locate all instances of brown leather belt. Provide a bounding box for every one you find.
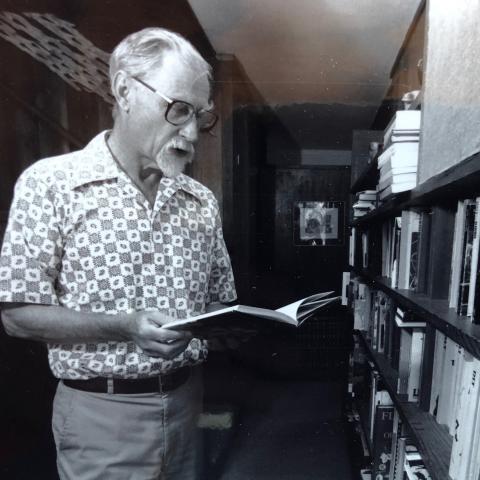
[63,366,191,394]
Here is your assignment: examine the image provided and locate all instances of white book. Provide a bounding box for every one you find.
[357,190,377,201]
[377,142,419,169]
[390,134,420,144]
[457,356,480,480]
[407,329,425,402]
[398,211,421,290]
[390,217,402,288]
[467,361,480,479]
[354,282,371,331]
[349,227,356,267]
[450,200,467,308]
[398,329,412,395]
[436,338,459,426]
[342,272,350,306]
[449,353,480,480]
[383,111,421,145]
[362,232,369,268]
[162,291,340,338]
[380,165,418,177]
[449,345,466,436]
[382,221,392,278]
[378,182,417,200]
[429,331,445,417]
[378,172,418,188]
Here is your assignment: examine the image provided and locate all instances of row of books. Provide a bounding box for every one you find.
[349,276,480,479]
[429,331,480,480]
[349,335,431,479]
[351,198,480,323]
[349,279,425,403]
[377,111,421,201]
[350,210,421,290]
[450,197,480,322]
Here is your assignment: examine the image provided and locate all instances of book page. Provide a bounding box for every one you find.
[276,291,336,321]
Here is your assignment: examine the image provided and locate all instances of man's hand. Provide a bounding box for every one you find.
[127,311,192,359]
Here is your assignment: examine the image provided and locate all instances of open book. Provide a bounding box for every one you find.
[163,291,341,339]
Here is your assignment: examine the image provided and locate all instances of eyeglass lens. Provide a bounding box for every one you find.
[167,101,217,131]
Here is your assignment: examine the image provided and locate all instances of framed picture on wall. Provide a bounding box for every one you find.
[293,201,345,246]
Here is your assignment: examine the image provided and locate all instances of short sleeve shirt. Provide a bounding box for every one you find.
[0,131,237,379]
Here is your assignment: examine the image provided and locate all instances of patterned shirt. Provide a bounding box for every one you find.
[0,131,237,379]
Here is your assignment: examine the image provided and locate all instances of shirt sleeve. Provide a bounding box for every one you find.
[0,169,63,305]
[206,210,237,305]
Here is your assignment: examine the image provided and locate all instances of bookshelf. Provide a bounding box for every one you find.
[356,331,452,480]
[347,2,480,478]
[351,151,480,228]
[352,268,480,365]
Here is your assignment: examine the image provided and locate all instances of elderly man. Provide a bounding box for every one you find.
[0,27,236,479]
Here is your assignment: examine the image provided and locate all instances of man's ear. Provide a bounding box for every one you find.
[111,70,131,113]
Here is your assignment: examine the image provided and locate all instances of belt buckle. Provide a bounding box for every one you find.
[107,378,114,394]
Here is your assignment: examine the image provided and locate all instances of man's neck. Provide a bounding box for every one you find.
[106,130,162,207]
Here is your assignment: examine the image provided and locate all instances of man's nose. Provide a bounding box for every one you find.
[179,116,199,142]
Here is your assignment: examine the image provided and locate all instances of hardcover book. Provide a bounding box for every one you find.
[372,405,395,479]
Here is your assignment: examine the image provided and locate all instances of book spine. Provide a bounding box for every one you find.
[450,201,467,308]
[407,329,425,402]
[372,405,395,479]
[457,200,477,315]
[467,197,480,317]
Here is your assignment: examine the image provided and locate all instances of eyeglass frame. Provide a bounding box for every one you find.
[131,75,218,132]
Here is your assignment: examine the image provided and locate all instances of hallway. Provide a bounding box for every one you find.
[216,378,353,480]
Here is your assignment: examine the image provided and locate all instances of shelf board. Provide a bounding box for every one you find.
[352,268,480,360]
[356,331,452,480]
[351,151,480,227]
[350,191,412,226]
[409,151,480,207]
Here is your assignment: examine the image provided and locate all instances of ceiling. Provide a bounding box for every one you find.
[0,0,422,151]
[188,0,422,148]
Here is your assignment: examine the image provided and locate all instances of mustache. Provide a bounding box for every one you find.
[167,138,195,155]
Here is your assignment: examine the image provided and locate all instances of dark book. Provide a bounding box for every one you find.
[473,251,480,324]
[163,291,340,339]
[457,200,477,315]
[372,405,395,479]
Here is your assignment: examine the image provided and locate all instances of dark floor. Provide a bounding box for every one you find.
[214,378,353,480]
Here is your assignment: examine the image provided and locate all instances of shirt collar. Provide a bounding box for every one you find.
[70,131,205,204]
[70,131,121,189]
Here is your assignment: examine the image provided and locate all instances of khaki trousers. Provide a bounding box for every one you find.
[52,368,203,480]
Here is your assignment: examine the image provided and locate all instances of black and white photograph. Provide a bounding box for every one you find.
[0,1,478,479]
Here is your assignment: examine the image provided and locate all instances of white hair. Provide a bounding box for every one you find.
[109,27,212,103]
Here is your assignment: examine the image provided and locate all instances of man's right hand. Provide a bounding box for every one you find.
[127,311,192,359]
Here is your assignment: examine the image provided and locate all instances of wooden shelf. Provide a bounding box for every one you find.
[350,151,480,226]
[356,331,452,480]
[352,267,480,361]
[409,151,480,207]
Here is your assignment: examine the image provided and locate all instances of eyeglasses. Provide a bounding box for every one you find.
[132,76,218,132]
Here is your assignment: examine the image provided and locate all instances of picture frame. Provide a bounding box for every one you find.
[293,201,345,246]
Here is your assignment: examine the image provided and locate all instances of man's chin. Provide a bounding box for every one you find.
[156,154,192,178]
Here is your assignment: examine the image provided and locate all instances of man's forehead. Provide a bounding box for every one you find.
[147,53,210,94]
